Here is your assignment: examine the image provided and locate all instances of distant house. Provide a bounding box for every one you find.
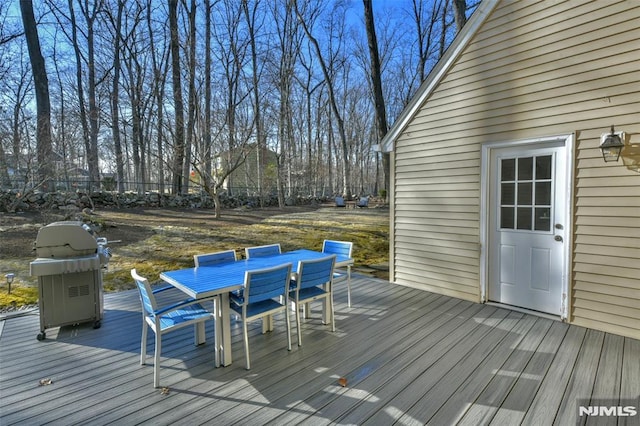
[215,143,278,194]
[378,0,639,339]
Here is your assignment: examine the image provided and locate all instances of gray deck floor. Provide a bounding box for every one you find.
[1,275,638,425]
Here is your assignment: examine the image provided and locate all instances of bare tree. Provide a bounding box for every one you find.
[270,0,302,204]
[182,0,197,195]
[169,0,185,194]
[147,0,170,196]
[20,0,54,192]
[363,0,389,200]
[120,2,149,194]
[197,0,253,218]
[294,0,352,199]
[202,0,214,192]
[411,0,442,85]
[47,0,102,190]
[78,0,103,190]
[242,0,266,205]
[106,0,125,193]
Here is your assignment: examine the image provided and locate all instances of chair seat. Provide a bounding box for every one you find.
[332,272,347,281]
[291,286,327,301]
[231,297,285,318]
[156,304,212,331]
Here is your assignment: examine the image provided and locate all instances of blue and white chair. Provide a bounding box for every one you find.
[322,239,354,307]
[131,269,217,388]
[194,249,237,267]
[193,250,236,351]
[230,263,292,370]
[289,255,336,346]
[245,243,281,259]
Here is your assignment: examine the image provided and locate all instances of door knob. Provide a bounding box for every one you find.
[554,235,563,242]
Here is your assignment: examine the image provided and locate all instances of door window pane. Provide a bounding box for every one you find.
[501,207,514,229]
[536,155,552,179]
[501,159,515,181]
[535,207,551,231]
[517,182,532,205]
[518,157,533,180]
[501,183,515,205]
[535,182,551,205]
[517,207,532,230]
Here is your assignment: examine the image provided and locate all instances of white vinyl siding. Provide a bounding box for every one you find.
[391,0,640,338]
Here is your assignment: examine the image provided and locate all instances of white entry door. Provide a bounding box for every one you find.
[488,141,567,315]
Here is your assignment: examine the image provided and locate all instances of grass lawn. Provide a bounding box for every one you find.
[0,205,389,309]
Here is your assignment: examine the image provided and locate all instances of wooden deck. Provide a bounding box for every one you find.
[1,275,638,425]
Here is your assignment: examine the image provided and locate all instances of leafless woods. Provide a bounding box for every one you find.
[1,0,470,209]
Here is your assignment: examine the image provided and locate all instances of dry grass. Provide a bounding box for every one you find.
[0,207,388,308]
[105,208,389,292]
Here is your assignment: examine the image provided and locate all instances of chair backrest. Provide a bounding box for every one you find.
[194,249,237,267]
[357,196,369,207]
[335,196,346,207]
[322,240,353,259]
[244,263,292,305]
[131,269,157,315]
[245,243,281,259]
[296,255,336,290]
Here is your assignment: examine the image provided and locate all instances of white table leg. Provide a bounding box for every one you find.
[219,292,232,366]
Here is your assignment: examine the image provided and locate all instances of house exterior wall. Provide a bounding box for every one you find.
[391,0,640,338]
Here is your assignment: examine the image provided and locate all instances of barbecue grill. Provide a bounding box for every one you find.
[30,221,111,340]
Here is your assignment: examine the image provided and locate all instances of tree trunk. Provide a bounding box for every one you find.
[82,0,101,190]
[203,0,212,193]
[242,0,265,206]
[363,0,389,200]
[20,0,53,192]
[147,0,167,196]
[110,0,125,193]
[452,0,467,31]
[182,0,197,194]
[169,0,185,195]
[67,0,91,188]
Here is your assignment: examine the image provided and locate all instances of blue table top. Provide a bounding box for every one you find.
[160,249,352,299]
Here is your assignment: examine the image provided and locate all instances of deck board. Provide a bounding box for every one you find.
[523,325,587,424]
[1,275,638,425]
[553,328,605,426]
[424,314,538,425]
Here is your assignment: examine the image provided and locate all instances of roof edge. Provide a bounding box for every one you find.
[378,0,499,153]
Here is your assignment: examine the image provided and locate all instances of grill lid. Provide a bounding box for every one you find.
[34,221,98,258]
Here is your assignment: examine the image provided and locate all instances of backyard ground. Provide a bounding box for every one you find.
[0,204,389,308]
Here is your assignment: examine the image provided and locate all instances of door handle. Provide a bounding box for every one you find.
[554,235,563,242]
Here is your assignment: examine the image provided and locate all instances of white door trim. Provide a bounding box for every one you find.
[480,134,574,319]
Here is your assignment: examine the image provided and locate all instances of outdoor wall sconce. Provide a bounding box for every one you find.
[599,125,625,162]
[5,273,15,294]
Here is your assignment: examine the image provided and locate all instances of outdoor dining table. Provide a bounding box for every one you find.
[159,249,354,366]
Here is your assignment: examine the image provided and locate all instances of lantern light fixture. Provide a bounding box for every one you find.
[599,125,624,162]
[5,273,14,294]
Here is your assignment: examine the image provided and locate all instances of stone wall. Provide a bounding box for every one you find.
[0,189,327,213]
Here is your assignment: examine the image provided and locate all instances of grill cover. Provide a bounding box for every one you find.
[34,221,98,258]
